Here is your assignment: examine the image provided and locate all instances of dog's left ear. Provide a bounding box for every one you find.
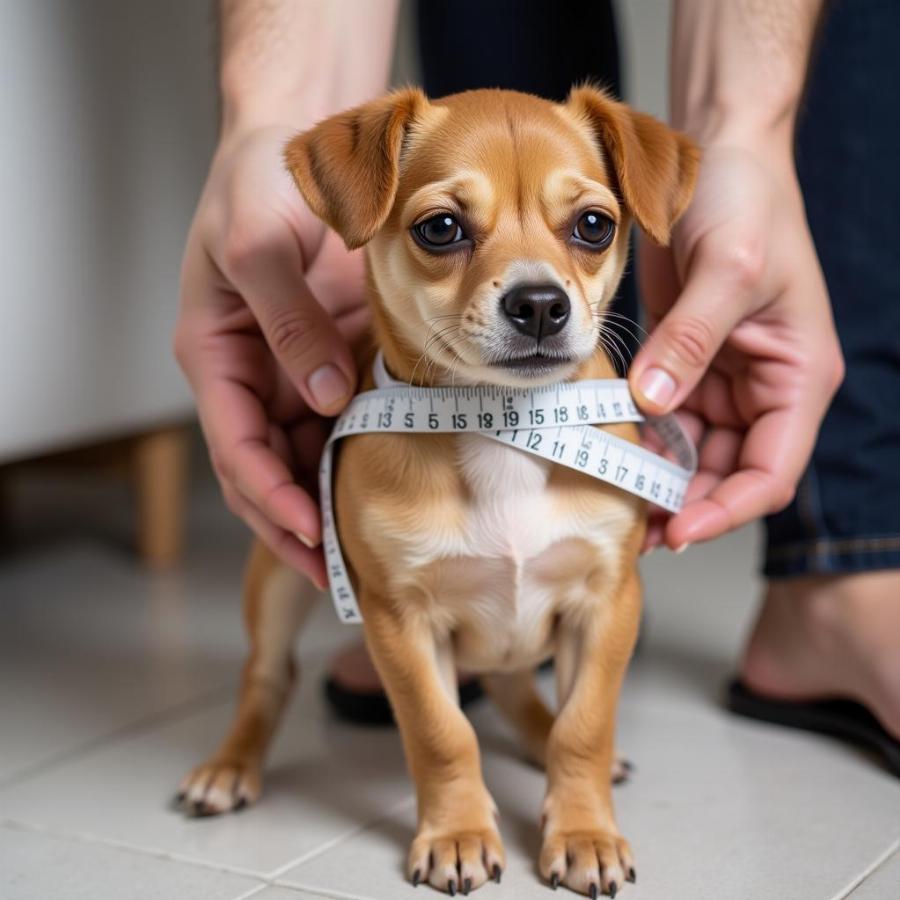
[565,86,700,245]
[285,87,428,249]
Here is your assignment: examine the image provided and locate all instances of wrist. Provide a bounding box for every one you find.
[220,76,333,139]
[676,94,798,159]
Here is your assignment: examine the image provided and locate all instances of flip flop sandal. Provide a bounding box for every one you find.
[727,679,900,778]
[324,622,647,727]
[325,676,485,726]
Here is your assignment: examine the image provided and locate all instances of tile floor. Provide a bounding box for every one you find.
[1,467,898,900]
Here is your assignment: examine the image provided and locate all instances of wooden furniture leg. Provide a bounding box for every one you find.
[132,425,189,568]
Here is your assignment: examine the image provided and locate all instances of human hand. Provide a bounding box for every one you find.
[630,142,844,551]
[175,125,369,586]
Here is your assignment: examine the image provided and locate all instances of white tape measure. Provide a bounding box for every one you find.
[319,352,697,623]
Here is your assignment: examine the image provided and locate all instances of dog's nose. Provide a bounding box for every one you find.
[501,283,571,340]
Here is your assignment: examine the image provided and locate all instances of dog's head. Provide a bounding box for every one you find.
[286,87,698,386]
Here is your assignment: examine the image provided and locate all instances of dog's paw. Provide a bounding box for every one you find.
[174,759,261,817]
[610,756,634,786]
[540,827,634,897]
[408,825,505,895]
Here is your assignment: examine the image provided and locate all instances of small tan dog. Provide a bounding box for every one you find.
[178,86,698,897]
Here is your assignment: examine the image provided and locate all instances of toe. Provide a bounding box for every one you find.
[457,836,488,892]
[610,757,633,785]
[176,762,260,816]
[594,834,625,896]
[429,838,460,894]
[565,836,601,897]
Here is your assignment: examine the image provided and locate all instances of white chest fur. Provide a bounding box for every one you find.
[456,434,562,560]
[384,433,636,668]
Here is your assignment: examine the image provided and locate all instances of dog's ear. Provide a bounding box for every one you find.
[565,86,700,245]
[284,88,428,250]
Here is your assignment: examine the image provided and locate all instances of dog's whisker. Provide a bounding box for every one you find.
[596,328,630,376]
[596,310,650,342]
[411,323,463,386]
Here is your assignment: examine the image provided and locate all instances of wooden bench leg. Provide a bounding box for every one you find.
[132,425,189,568]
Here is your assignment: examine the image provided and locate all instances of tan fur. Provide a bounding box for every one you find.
[179,87,697,896]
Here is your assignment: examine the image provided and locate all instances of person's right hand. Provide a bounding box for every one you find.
[175,125,369,587]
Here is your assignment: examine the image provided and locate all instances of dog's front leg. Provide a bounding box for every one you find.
[361,593,504,895]
[539,571,641,898]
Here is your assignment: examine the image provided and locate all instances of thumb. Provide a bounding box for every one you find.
[629,255,753,414]
[230,238,357,416]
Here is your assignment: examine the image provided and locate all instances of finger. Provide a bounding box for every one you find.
[629,243,759,415]
[697,426,743,479]
[222,483,327,589]
[664,402,817,548]
[222,230,357,416]
[196,373,322,547]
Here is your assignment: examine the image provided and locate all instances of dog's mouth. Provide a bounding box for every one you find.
[491,352,573,376]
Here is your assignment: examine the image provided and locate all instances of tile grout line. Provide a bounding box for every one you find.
[0,817,265,882]
[269,880,379,900]
[227,885,271,900]
[1,817,386,900]
[829,836,900,900]
[264,794,417,881]
[0,682,236,791]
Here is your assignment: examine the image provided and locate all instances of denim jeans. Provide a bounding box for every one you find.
[764,0,900,577]
[415,0,900,579]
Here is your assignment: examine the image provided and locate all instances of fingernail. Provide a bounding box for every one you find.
[307,363,350,411]
[295,531,319,550]
[674,542,691,554]
[637,367,676,408]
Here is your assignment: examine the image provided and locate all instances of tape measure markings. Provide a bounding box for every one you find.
[319,353,697,623]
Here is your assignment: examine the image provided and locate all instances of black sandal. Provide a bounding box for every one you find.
[325,676,484,726]
[727,679,900,778]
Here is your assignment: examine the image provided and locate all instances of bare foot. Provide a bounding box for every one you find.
[740,571,900,741]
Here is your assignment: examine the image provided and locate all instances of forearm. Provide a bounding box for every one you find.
[670,0,823,148]
[219,0,400,134]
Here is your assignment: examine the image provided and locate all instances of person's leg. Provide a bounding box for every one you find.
[740,0,900,748]
[326,0,636,720]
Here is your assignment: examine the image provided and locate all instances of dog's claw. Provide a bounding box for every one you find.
[589,883,598,900]
[549,871,559,890]
[234,797,247,812]
[626,867,636,884]
[448,878,457,897]
[412,869,421,888]
[608,881,618,898]
[462,877,472,895]
[492,864,502,883]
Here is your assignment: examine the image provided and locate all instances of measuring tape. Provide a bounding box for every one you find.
[319,352,697,623]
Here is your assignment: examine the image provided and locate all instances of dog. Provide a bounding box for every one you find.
[177,85,698,897]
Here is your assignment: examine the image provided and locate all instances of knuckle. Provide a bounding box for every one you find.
[220,221,280,280]
[710,239,765,291]
[829,349,846,393]
[770,481,797,513]
[209,450,233,484]
[662,315,715,369]
[172,326,190,370]
[265,306,322,363]
[220,484,242,517]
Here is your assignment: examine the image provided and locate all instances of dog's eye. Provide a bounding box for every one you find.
[572,211,615,249]
[413,214,466,250]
